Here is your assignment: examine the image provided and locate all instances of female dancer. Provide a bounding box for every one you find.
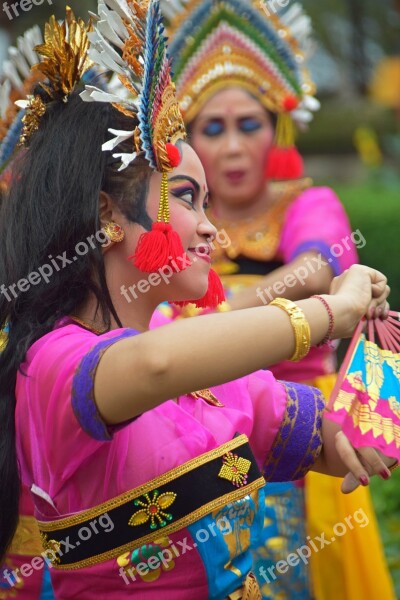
[0,3,395,599]
[162,1,396,598]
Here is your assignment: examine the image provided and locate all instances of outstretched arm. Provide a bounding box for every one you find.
[95,265,389,424]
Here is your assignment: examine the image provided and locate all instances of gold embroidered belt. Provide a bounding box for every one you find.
[37,434,265,570]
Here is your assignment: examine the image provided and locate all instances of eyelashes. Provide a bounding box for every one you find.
[171,185,209,210]
[171,186,196,207]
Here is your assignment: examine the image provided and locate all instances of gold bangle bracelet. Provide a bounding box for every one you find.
[389,461,399,473]
[270,298,311,362]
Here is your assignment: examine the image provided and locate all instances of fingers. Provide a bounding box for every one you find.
[368,287,390,319]
[335,432,392,494]
[341,472,360,494]
[367,274,389,318]
[356,446,391,480]
[369,301,390,320]
[335,432,370,491]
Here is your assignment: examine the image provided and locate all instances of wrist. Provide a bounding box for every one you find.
[311,295,334,346]
[323,294,352,339]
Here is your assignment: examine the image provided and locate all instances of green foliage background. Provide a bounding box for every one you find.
[310,178,400,596]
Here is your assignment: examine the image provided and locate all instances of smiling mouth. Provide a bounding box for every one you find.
[188,246,212,263]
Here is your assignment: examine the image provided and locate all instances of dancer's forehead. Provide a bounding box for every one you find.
[167,142,208,193]
[193,88,269,123]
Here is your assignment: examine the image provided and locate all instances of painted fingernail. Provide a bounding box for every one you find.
[380,469,390,480]
[359,475,369,486]
[368,307,375,319]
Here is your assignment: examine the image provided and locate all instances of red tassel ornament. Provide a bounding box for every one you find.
[174,269,226,309]
[130,222,185,272]
[265,100,304,180]
[265,145,304,180]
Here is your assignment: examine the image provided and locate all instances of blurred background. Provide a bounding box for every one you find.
[1,0,399,594]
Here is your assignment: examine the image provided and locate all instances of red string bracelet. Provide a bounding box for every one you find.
[312,295,335,347]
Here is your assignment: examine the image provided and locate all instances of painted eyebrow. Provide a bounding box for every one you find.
[169,175,209,203]
[168,175,200,194]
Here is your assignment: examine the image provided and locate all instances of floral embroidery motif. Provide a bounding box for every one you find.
[39,532,61,566]
[218,452,251,487]
[129,490,177,530]
[117,536,176,583]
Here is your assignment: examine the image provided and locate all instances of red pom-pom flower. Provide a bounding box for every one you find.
[282,95,299,112]
[166,143,181,168]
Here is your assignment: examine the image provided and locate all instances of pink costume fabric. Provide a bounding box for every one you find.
[15,321,324,599]
[272,186,358,382]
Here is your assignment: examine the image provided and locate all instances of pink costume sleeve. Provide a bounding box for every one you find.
[279,187,359,275]
[15,322,138,515]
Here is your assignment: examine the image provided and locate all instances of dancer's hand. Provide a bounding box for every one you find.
[334,431,397,493]
[327,265,390,339]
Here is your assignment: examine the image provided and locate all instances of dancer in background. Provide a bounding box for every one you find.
[162,0,396,598]
[0,26,55,600]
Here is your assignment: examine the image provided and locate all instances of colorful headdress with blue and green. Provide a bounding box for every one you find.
[162,0,320,179]
[0,25,44,172]
[81,0,189,273]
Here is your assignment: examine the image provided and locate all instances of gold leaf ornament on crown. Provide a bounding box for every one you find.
[17,6,94,146]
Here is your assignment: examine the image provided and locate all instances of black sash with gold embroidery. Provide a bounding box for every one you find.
[38,434,265,569]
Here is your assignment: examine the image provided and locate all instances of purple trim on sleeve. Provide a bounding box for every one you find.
[72,329,138,441]
[290,240,342,276]
[264,382,325,482]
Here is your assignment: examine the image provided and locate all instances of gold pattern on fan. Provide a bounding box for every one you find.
[190,389,224,407]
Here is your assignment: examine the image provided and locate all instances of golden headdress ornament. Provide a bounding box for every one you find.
[16,7,94,145]
[162,0,320,179]
[81,0,190,273]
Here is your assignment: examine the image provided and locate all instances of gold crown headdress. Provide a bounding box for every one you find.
[15,7,94,146]
[81,0,190,273]
[162,0,320,179]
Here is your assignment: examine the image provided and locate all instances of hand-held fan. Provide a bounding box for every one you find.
[327,311,400,461]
